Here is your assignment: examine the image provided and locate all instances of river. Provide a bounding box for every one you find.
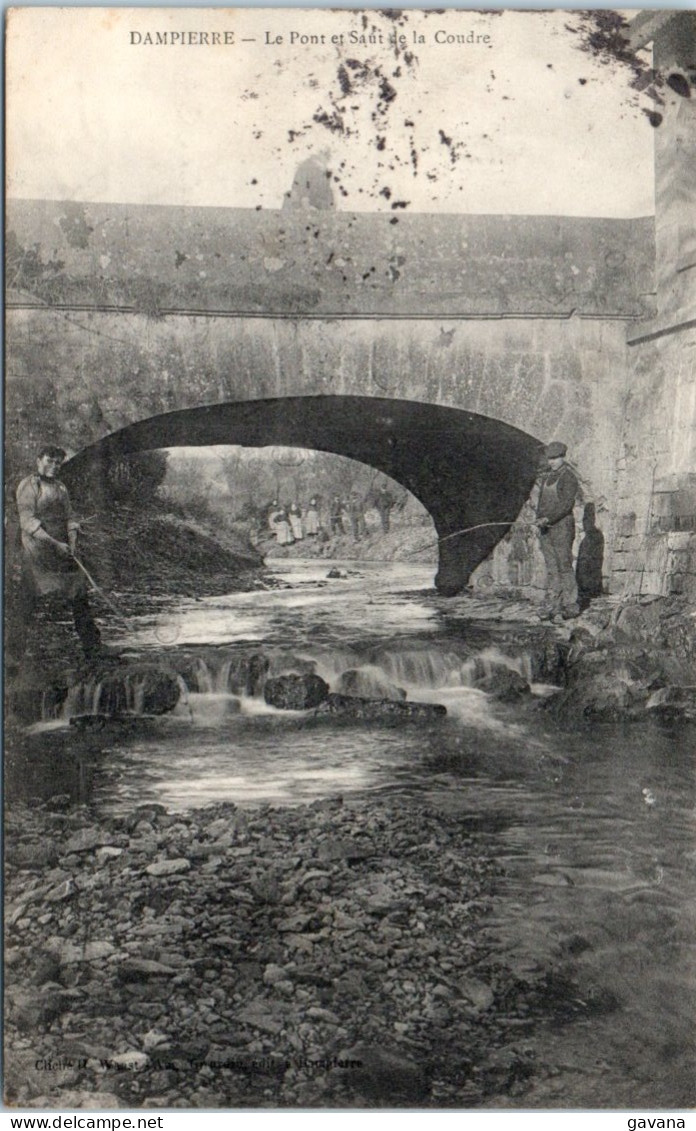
[8,559,696,1107]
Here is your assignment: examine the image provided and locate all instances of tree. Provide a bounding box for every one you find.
[103,450,169,504]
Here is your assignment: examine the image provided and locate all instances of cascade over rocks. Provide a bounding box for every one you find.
[474,665,530,702]
[262,674,446,718]
[334,668,407,702]
[71,664,181,717]
[239,653,271,697]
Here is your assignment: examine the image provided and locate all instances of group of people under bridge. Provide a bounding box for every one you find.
[267,483,396,546]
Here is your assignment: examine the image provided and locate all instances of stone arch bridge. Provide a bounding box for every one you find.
[6,199,656,593]
[64,395,542,596]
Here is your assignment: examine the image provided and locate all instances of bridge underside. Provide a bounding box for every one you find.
[65,395,544,596]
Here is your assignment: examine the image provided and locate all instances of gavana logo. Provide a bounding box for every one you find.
[628,1120,686,1130]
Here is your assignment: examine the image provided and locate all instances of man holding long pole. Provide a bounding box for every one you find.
[10,445,103,664]
[534,440,580,621]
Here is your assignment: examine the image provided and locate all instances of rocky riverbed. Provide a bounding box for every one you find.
[5,586,695,1111]
[4,790,616,1111]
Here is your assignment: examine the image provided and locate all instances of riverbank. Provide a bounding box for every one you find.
[5,789,620,1110]
[4,574,695,1112]
[5,502,268,693]
[5,502,265,614]
[257,513,436,565]
[548,593,696,724]
[75,505,265,597]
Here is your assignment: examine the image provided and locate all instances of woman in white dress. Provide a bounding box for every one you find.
[289,502,304,541]
[273,506,294,545]
[305,497,320,536]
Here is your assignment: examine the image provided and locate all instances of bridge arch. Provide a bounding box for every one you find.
[65,395,543,596]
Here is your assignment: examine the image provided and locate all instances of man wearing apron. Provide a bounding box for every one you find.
[535,441,580,620]
[12,445,102,661]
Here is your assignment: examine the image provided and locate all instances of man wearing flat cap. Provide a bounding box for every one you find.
[534,441,580,619]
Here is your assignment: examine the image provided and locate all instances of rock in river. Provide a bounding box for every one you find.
[315,693,446,721]
[263,673,330,710]
[69,663,181,718]
[334,668,407,702]
[475,665,530,702]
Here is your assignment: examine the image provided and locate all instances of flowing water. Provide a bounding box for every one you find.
[10,560,696,1106]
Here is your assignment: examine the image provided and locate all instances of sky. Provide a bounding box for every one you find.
[7,7,657,216]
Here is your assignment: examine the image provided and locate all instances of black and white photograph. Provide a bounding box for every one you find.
[4,6,696,1116]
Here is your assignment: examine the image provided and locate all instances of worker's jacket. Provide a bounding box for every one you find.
[536,464,579,527]
[16,474,85,598]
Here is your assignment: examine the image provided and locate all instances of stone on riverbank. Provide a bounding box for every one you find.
[5,793,597,1110]
[145,858,191,877]
[117,958,179,980]
[64,828,120,854]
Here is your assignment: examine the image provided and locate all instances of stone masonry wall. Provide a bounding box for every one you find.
[612,14,696,599]
[6,306,630,584]
[613,325,696,598]
[6,201,654,321]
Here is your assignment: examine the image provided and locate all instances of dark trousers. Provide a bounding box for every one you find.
[539,516,578,613]
[8,577,101,660]
[378,509,391,533]
[330,516,344,535]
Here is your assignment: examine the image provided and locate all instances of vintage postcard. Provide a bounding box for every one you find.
[4,6,695,1116]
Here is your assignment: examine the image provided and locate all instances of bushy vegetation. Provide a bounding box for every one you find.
[102,451,169,504]
[162,445,414,531]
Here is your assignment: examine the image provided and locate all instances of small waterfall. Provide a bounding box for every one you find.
[45,642,536,729]
[460,647,533,687]
[57,679,102,721]
[333,664,407,702]
[171,655,264,724]
[190,655,243,695]
[39,687,69,722]
[57,666,181,720]
[377,649,467,690]
[310,649,361,685]
[192,657,215,693]
[130,675,147,714]
[215,658,234,693]
[193,653,272,697]
[177,644,537,711]
[173,674,195,721]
